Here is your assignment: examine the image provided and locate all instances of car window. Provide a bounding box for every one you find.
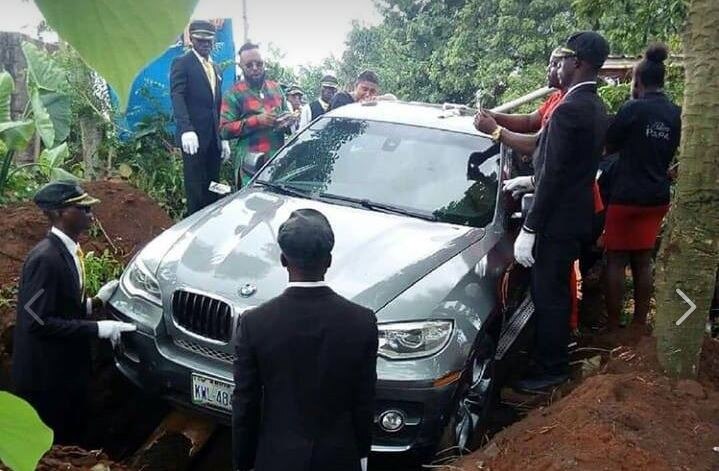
[257,117,500,228]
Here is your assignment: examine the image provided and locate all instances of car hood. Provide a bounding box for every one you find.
[156,188,484,313]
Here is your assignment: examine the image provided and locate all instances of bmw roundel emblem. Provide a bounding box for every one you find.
[239,283,257,297]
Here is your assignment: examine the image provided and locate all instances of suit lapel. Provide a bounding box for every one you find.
[188,51,216,99]
[48,233,82,301]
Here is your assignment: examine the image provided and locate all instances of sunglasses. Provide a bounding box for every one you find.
[242,60,265,69]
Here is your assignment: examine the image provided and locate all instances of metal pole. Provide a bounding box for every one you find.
[490,86,554,113]
[242,0,249,42]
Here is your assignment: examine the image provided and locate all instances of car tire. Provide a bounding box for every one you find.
[433,334,497,461]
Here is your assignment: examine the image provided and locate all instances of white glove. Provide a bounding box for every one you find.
[95,279,119,304]
[503,176,534,199]
[361,458,367,471]
[221,140,231,162]
[514,229,536,268]
[97,320,137,348]
[181,131,199,155]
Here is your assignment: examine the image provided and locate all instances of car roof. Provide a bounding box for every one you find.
[323,100,491,137]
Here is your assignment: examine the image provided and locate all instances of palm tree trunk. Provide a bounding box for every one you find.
[654,0,719,377]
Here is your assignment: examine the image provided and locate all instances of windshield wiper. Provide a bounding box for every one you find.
[254,180,312,199]
[319,192,437,222]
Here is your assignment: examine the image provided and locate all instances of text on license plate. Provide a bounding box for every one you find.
[191,373,233,411]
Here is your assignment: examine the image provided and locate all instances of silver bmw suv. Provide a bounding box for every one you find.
[108,100,531,457]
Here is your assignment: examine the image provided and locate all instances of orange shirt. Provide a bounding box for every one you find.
[537,91,565,129]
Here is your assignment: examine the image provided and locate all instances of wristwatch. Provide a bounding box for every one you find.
[491,126,503,143]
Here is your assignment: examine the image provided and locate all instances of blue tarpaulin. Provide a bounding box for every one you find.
[117,19,236,140]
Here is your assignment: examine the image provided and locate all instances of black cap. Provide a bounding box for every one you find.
[277,209,335,268]
[560,31,609,68]
[320,74,339,88]
[189,20,216,40]
[33,181,100,211]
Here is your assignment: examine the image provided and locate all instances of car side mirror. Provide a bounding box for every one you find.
[511,193,534,220]
[242,152,267,178]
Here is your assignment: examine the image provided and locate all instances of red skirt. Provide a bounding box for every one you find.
[604,204,669,251]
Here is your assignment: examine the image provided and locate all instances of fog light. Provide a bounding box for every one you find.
[379,410,405,433]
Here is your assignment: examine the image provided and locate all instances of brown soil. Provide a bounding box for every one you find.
[455,328,719,471]
[0,179,173,285]
[34,446,133,471]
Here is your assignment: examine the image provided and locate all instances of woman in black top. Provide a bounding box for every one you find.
[603,44,682,330]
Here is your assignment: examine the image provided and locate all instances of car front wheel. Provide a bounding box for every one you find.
[434,334,497,459]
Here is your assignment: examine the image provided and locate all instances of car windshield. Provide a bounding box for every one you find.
[255,117,500,228]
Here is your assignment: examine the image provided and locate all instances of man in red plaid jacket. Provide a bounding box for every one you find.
[220,42,290,187]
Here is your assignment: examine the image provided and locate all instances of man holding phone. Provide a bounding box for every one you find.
[220,42,291,188]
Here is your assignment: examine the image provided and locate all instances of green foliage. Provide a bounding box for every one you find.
[21,42,67,93]
[339,0,579,105]
[114,112,186,220]
[0,44,77,199]
[265,44,299,88]
[20,42,73,149]
[0,74,12,122]
[37,142,78,182]
[598,83,631,113]
[572,0,686,55]
[0,285,17,311]
[664,65,685,105]
[30,89,55,148]
[335,0,687,107]
[34,0,199,110]
[39,92,72,146]
[0,120,34,151]
[0,391,53,471]
[83,248,124,296]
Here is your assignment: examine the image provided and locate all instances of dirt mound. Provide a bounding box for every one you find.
[36,445,133,471]
[457,334,719,471]
[0,179,173,285]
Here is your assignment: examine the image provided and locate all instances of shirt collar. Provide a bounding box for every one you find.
[318,98,329,110]
[287,281,328,288]
[192,48,212,64]
[565,81,596,97]
[51,226,78,256]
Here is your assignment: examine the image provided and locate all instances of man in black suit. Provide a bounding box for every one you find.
[12,181,136,443]
[507,32,610,392]
[232,209,378,471]
[170,20,231,216]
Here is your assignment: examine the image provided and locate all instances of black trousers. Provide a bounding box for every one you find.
[182,141,221,216]
[531,235,581,375]
[16,388,88,444]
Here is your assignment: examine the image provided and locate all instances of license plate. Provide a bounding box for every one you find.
[191,373,233,411]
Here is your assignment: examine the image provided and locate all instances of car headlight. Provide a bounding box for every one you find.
[378,320,453,360]
[121,257,162,306]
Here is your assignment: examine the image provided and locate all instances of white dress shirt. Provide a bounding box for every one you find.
[287,281,328,288]
[51,226,92,314]
[564,80,597,98]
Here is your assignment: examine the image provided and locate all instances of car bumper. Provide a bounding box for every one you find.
[110,305,460,453]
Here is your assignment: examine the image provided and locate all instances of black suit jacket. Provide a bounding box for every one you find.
[170,50,223,152]
[526,83,608,240]
[12,233,97,393]
[232,286,378,471]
